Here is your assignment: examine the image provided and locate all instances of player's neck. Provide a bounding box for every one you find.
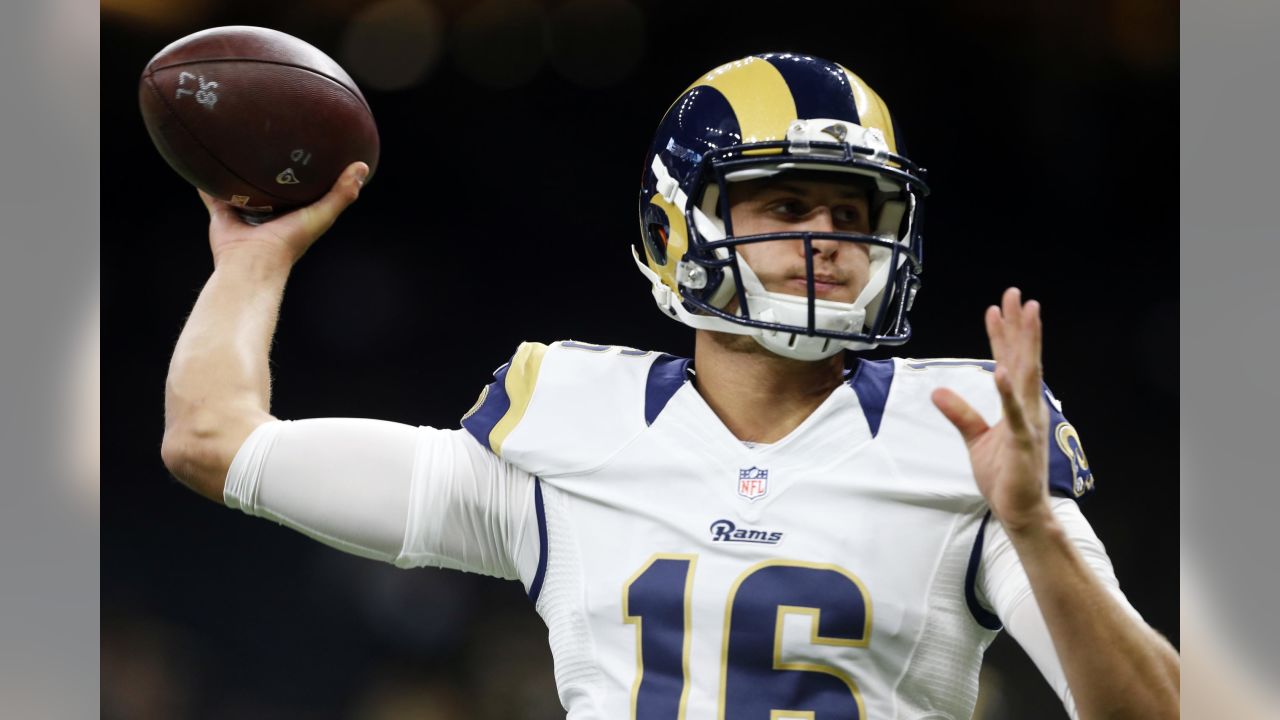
[692,330,846,444]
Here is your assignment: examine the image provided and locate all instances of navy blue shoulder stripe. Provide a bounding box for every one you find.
[964,511,1003,631]
[527,478,549,604]
[757,53,861,125]
[645,354,691,425]
[460,354,516,449]
[848,358,895,438]
[1045,384,1094,500]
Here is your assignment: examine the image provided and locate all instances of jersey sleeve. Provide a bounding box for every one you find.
[897,359,1097,499]
[224,418,542,589]
[977,498,1145,719]
[460,340,680,477]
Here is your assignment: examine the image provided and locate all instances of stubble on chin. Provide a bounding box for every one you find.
[698,294,776,356]
[704,329,770,355]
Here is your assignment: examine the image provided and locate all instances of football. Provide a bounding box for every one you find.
[139,26,380,215]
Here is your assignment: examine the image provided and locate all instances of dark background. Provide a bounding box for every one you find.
[102,0,1177,717]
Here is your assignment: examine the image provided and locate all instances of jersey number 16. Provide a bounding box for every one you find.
[624,554,873,719]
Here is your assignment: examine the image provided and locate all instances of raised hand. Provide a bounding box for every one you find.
[199,161,369,270]
[931,287,1052,531]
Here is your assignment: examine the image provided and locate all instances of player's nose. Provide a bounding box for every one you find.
[799,210,841,257]
[803,208,838,233]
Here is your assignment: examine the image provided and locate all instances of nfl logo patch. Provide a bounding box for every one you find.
[737,466,769,501]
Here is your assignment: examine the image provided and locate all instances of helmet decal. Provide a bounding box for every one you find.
[643,191,689,299]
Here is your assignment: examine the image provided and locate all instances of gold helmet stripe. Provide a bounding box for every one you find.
[841,67,898,154]
[692,57,797,144]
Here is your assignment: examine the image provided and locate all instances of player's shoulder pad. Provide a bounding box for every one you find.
[460,340,691,476]
[893,358,1096,499]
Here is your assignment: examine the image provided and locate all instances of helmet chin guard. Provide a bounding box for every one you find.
[734,243,896,360]
[736,255,864,360]
[637,54,928,360]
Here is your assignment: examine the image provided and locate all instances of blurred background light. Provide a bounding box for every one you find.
[453,0,547,88]
[339,0,443,92]
[100,0,214,31]
[547,0,645,88]
[1105,0,1177,72]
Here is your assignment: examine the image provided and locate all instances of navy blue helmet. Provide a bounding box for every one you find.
[634,53,929,359]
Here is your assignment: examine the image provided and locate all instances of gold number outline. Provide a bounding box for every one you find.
[623,553,699,720]
[717,559,872,720]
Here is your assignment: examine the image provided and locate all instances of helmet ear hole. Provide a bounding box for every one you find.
[642,205,670,265]
[646,225,668,265]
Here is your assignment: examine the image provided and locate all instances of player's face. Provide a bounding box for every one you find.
[727,174,872,303]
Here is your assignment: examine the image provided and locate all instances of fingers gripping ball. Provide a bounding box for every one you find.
[139,26,380,216]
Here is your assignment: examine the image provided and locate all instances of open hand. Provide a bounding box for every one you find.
[199,161,368,269]
[931,288,1052,531]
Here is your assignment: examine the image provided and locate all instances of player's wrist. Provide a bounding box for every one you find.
[995,498,1058,537]
[212,241,298,277]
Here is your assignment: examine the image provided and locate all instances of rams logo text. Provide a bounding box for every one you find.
[710,519,783,545]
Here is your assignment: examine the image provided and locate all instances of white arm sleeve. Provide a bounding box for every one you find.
[977,498,1145,720]
[223,419,540,584]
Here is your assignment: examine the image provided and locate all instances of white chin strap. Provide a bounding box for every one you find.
[735,246,892,360]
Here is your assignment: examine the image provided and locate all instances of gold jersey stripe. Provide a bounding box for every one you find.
[693,57,796,144]
[490,341,549,455]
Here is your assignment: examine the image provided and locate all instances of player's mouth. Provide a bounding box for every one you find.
[784,274,847,297]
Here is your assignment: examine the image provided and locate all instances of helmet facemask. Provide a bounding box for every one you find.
[649,119,927,360]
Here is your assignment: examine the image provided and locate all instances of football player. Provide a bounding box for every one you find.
[162,54,1178,719]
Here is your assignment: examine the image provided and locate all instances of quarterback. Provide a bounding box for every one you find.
[162,54,1178,718]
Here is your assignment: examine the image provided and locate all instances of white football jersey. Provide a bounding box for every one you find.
[460,340,1095,720]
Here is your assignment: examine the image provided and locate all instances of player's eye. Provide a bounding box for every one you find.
[769,199,809,218]
[833,205,866,226]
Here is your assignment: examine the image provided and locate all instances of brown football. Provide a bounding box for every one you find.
[139,26,380,214]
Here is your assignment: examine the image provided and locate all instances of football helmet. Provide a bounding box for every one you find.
[635,53,928,360]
